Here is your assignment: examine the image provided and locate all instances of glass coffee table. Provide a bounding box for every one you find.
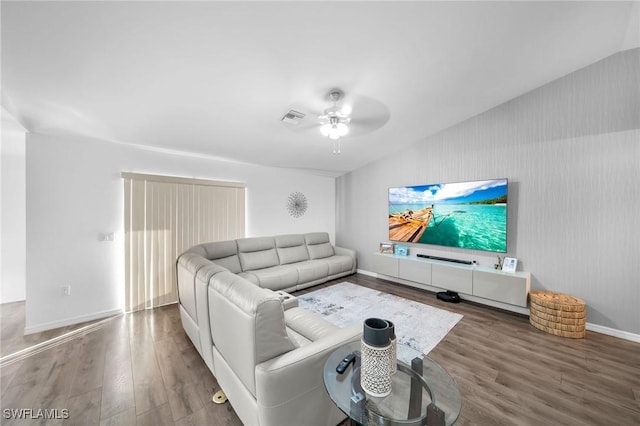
[323,341,461,426]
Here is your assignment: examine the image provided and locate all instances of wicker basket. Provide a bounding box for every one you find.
[529,290,586,338]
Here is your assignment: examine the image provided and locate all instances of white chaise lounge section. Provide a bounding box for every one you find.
[175,232,358,425]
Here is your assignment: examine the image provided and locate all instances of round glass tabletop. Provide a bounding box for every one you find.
[323,341,461,425]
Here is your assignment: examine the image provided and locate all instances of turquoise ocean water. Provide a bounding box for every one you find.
[389,203,507,252]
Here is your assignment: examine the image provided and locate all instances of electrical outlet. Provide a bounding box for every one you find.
[61,285,71,296]
[99,232,115,242]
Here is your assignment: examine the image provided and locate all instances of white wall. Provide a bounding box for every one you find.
[1,108,27,304]
[25,135,336,333]
[337,49,640,337]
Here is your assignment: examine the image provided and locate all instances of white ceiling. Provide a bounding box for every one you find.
[2,1,638,176]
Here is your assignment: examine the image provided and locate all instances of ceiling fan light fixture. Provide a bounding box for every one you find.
[320,119,349,140]
[318,89,351,153]
[328,128,340,140]
[335,122,348,137]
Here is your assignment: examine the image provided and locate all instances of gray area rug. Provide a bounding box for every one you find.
[298,282,463,355]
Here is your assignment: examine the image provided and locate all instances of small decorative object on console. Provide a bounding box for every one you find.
[494,255,503,270]
[394,244,408,256]
[502,257,518,273]
[379,242,395,254]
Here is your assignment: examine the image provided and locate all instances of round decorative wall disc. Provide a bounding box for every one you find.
[286,192,308,218]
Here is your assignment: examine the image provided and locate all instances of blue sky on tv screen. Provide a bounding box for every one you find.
[389,179,507,205]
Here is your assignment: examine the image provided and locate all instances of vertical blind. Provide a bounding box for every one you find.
[122,173,245,313]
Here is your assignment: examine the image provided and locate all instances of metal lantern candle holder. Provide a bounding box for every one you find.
[360,318,396,397]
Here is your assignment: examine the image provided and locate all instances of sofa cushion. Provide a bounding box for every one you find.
[238,271,260,285]
[237,237,279,271]
[249,265,299,291]
[294,260,330,284]
[284,307,337,343]
[285,328,312,348]
[211,256,242,274]
[196,240,242,273]
[322,255,355,276]
[275,234,309,265]
[304,232,335,259]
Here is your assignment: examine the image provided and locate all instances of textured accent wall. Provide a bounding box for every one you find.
[337,48,640,335]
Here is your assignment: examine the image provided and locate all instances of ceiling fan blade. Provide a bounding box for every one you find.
[282,90,390,137]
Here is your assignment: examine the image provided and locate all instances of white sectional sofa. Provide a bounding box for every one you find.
[180,232,356,293]
[176,232,359,425]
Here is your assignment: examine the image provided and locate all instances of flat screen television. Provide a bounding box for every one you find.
[388,179,508,253]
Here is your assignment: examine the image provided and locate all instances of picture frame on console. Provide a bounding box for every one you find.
[395,245,408,256]
[379,242,395,254]
[502,257,518,273]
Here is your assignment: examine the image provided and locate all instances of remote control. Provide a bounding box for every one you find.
[336,352,356,374]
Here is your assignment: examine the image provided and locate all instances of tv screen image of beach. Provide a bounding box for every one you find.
[388,179,508,252]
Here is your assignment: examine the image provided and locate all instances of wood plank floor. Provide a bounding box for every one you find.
[1,273,639,425]
[0,302,116,359]
[0,303,242,426]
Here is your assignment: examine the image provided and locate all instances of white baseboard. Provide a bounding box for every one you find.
[357,268,377,277]
[586,323,640,343]
[23,308,124,335]
[356,269,640,344]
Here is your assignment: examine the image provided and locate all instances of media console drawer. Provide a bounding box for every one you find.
[399,257,431,285]
[432,264,473,294]
[473,270,530,307]
[373,253,399,276]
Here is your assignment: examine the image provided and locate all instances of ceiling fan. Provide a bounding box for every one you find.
[318,89,351,154]
[281,88,391,155]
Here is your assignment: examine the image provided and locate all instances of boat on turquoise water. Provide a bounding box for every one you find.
[388,207,433,243]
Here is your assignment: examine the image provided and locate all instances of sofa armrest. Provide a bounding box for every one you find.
[176,254,213,317]
[333,245,355,259]
[255,323,361,410]
[275,290,299,310]
[334,245,357,273]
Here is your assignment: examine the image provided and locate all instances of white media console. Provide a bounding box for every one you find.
[373,252,531,308]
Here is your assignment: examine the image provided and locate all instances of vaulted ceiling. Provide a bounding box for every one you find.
[2,1,638,175]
